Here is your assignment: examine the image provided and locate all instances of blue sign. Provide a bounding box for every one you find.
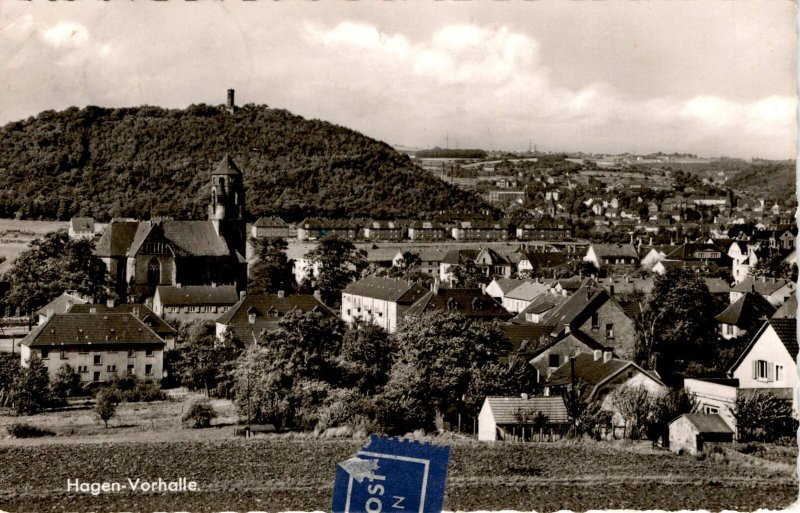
[332,435,450,513]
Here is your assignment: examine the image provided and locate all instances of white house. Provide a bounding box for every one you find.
[683,378,739,434]
[341,276,428,333]
[477,395,570,442]
[583,243,639,269]
[501,281,551,313]
[728,318,798,411]
[485,277,527,302]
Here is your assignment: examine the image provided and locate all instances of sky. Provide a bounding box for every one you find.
[0,2,796,159]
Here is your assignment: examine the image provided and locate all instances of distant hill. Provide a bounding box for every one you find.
[0,104,487,222]
[724,161,796,204]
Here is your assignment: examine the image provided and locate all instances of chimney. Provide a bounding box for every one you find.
[520,393,528,400]
[480,283,487,295]
[603,350,613,363]
[106,298,115,308]
[313,290,322,301]
[277,290,285,298]
[240,290,246,300]
[431,278,440,295]
[609,285,615,296]
[89,307,97,314]
[211,282,217,288]
[132,306,140,318]
[593,349,602,361]
[176,283,182,288]
[46,308,54,318]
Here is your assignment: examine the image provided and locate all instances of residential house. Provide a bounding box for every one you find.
[772,292,796,319]
[485,277,527,302]
[545,351,666,437]
[341,276,428,333]
[502,280,551,313]
[715,292,775,340]
[583,244,640,270]
[451,220,508,242]
[527,331,609,384]
[215,292,334,345]
[500,324,555,361]
[251,216,290,239]
[439,249,480,285]
[37,290,91,325]
[402,287,513,323]
[639,245,678,269]
[683,378,740,434]
[67,303,177,350]
[153,284,240,323]
[516,220,572,241]
[362,220,405,241]
[68,217,96,240]
[20,313,165,383]
[730,277,796,308]
[477,396,570,442]
[474,248,516,279]
[517,250,568,277]
[509,293,566,325]
[407,221,449,241]
[296,218,355,241]
[727,318,798,411]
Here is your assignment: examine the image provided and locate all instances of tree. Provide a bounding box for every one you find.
[0,354,21,407]
[182,399,217,428]
[450,260,489,287]
[644,268,719,377]
[379,312,510,432]
[248,237,294,295]
[611,385,653,439]
[732,391,794,442]
[10,354,51,415]
[176,320,244,397]
[337,320,394,394]
[643,388,695,445]
[749,252,797,282]
[3,230,112,318]
[51,364,83,399]
[305,236,366,305]
[95,389,117,428]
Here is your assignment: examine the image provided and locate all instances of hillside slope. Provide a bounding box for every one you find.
[0,104,486,221]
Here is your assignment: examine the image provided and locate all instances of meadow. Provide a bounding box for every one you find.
[0,394,795,512]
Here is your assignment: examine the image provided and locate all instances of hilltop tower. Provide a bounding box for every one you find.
[227,89,235,114]
[209,154,246,259]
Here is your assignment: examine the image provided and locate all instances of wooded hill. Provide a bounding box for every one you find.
[0,104,487,222]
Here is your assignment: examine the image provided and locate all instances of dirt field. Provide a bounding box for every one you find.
[0,395,795,512]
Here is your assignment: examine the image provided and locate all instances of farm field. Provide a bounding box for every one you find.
[0,219,68,274]
[0,394,795,512]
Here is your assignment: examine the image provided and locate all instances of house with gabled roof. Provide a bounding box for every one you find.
[715,292,775,340]
[502,280,552,313]
[153,284,240,323]
[341,276,428,333]
[728,318,798,411]
[730,277,796,308]
[68,217,96,240]
[527,331,610,384]
[583,243,639,270]
[251,216,289,239]
[772,291,796,319]
[402,286,513,323]
[37,290,91,325]
[485,277,527,301]
[510,293,567,325]
[478,395,570,441]
[95,155,247,302]
[215,292,335,345]
[20,312,166,384]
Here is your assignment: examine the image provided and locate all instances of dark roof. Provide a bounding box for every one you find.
[442,249,479,265]
[666,243,723,261]
[155,285,240,306]
[672,414,734,434]
[510,294,566,324]
[70,217,94,233]
[213,154,242,176]
[772,292,797,319]
[95,221,140,257]
[546,352,631,387]
[704,278,732,295]
[528,330,609,361]
[590,243,639,259]
[715,292,775,327]
[501,324,555,354]
[343,276,428,303]
[731,277,793,296]
[21,313,165,348]
[505,281,551,301]
[483,396,570,425]
[67,303,176,337]
[404,288,513,320]
[254,216,287,228]
[37,292,90,317]
[542,280,610,336]
[96,220,231,258]
[729,318,798,374]
[215,294,335,345]
[492,278,528,295]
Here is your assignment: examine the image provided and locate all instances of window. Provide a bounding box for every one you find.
[78,365,88,373]
[145,364,153,376]
[128,349,135,358]
[127,364,134,375]
[548,354,560,368]
[79,347,89,354]
[93,371,101,382]
[41,348,50,359]
[248,313,256,324]
[591,313,599,329]
[106,365,117,373]
[605,324,614,339]
[346,309,351,316]
[753,359,772,381]
[703,405,720,414]
[93,355,102,366]
[187,306,200,313]
[145,349,154,357]
[60,350,67,360]
[776,365,783,382]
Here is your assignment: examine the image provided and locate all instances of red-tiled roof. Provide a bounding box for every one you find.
[715,292,775,327]
[483,396,570,425]
[67,303,176,337]
[343,276,428,303]
[403,289,513,320]
[156,285,240,306]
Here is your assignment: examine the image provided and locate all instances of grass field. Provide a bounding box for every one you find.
[0,394,796,512]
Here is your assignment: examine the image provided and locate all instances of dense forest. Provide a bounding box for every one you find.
[0,104,487,222]
[723,161,796,204]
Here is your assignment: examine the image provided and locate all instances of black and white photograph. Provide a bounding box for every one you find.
[0,1,796,512]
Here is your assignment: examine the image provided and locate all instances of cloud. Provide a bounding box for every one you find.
[303,21,795,157]
[41,21,90,48]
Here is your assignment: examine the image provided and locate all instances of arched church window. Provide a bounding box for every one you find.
[147,258,160,288]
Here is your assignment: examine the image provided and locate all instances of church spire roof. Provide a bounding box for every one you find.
[213,154,242,176]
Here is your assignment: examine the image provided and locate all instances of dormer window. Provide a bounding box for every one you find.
[249,313,256,324]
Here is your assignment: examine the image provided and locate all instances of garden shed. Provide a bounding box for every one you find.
[668,413,734,455]
[478,395,570,442]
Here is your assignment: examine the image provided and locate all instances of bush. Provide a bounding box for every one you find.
[104,377,166,403]
[182,400,217,429]
[95,389,117,428]
[7,422,54,438]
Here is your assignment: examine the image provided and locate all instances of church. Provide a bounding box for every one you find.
[96,155,248,303]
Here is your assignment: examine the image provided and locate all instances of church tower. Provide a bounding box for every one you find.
[209,154,246,259]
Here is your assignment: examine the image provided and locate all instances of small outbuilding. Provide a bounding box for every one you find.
[478,395,570,442]
[668,413,734,455]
